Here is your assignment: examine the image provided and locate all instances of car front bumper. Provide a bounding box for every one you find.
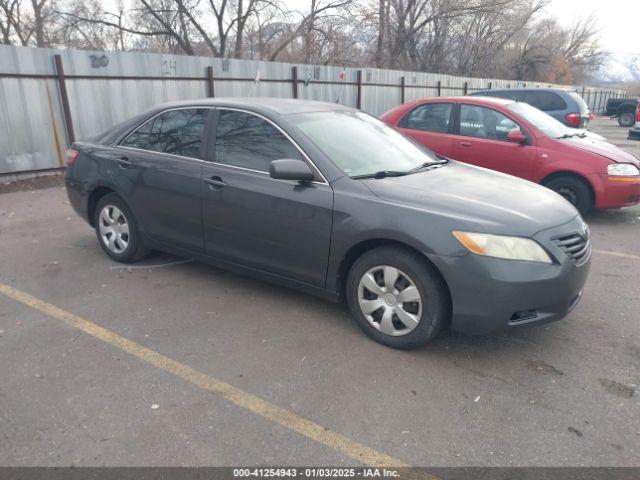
[629,126,640,141]
[428,217,591,335]
[595,173,640,209]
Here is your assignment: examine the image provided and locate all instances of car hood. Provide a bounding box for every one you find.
[362,161,579,237]
[561,136,640,166]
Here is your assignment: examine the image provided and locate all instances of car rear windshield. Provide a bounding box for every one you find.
[291,110,439,177]
[567,91,590,115]
[506,102,571,139]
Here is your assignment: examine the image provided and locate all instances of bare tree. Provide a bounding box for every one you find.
[3,0,609,85]
[1,0,32,45]
[265,0,353,61]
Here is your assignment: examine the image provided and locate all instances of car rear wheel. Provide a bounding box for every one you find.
[544,176,593,216]
[94,193,149,263]
[619,111,635,128]
[346,246,449,349]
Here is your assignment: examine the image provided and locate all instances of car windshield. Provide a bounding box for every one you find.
[291,110,440,177]
[507,102,572,139]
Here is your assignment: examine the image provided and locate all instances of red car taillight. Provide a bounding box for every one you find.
[635,104,640,123]
[565,112,581,127]
[65,149,79,166]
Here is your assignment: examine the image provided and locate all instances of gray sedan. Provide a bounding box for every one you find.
[64,98,590,349]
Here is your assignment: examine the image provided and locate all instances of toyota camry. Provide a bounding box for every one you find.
[65,98,591,349]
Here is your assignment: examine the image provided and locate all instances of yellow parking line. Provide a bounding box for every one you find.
[0,283,417,471]
[593,249,640,261]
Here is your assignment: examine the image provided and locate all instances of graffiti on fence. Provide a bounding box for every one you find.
[89,54,109,68]
[161,59,177,76]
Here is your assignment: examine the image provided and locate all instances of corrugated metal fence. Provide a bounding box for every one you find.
[0,44,626,175]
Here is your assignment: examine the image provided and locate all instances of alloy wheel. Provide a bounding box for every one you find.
[357,265,423,336]
[98,205,130,254]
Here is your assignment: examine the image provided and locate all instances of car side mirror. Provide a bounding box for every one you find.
[507,130,527,144]
[269,159,315,182]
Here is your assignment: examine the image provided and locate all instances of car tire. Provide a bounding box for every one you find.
[544,176,593,216]
[346,246,449,349]
[94,193,149,263]
[619,111,635,128]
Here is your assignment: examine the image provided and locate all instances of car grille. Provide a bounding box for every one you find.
[554,232,590,266]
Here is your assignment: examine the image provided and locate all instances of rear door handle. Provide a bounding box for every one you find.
[204,176,227,188]
[116,156,132,168]
[459,141,472,147]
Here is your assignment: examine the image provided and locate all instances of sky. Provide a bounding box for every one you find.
[545,0,640,80]
[546,0,638,56]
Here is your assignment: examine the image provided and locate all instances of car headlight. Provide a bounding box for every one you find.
[452,231,553,264]
[608,163,640,176]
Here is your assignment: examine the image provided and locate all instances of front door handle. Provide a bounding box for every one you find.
[204,176,227,188]
[116,156,132,168]
[459,141,472,147]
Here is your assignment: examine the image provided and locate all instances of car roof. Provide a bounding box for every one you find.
[146,97,353,115]
[473,87,577,94]
[415,95,515,106]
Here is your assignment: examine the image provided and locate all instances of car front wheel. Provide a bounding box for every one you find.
[94,193,149,263]
[544,176,593,216]
[346,246,449,349]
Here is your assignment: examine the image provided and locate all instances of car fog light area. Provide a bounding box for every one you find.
[452,231,553,263]
[607,163,640,176]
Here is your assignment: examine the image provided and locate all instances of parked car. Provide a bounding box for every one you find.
[469,88,590,128]
[606,97,639,127]
[65,98,590,349]
[627,103,640,140]
[381,96,640,215]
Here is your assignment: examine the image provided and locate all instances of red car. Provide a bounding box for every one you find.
[381,96,640,214]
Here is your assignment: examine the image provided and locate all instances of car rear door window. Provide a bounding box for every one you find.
[214,110,303,172]
[121,108,208,159]
[400,103,452,133]
[516,91,566,111]
[460,105,521,141]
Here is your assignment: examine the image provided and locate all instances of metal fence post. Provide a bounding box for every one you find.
[291,66,298,99]
[400,76,405,104]
[436,80,441,97]
[54,54,75,146]
[463,81,468,95]
[356,70,362,109]
[206,66,215,97]
[488,81,492,90]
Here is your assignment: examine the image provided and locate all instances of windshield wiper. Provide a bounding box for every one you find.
[409,159,449,173]
[351,170,410,179]
[556,133,579,139]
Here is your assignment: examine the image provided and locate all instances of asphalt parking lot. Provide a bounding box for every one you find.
[0,117,639,468]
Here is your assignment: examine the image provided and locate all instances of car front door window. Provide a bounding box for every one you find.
[459,105,521,141]
[214,110,304,172]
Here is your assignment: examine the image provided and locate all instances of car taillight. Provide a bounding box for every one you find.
[565,112,581,127]
[65,149,79,166]
[636,104,640,123]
